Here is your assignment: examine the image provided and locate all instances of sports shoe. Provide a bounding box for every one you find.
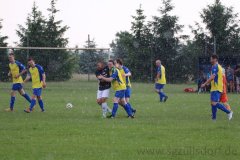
[132,109,136,116]
[107,114,114,119]
[164,96,168,102]
[24,108,31,113]
[5,108,13,112]
[227,111,233,120]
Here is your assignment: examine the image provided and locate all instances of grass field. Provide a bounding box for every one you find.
[0,81,239,160]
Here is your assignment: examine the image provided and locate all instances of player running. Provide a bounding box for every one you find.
[155,60,168,102]
[220,68,232,111]
[97,60,134,118]
[24,58,46,113]
[115,59,136,114]
[95,61,112,118]
[201,55,233,121]
[5,52,32,112]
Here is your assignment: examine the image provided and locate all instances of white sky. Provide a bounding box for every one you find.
[0,0,239,48]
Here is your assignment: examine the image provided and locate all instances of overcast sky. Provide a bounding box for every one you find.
[0,0,239,48]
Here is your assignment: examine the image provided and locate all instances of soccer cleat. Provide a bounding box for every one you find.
[128,115,135,119]
[227,111,233,120]
[5,108,13,112]
[132,109,137,116]
[164,96,168,102]
[24,108,31,113]
[107,114,114,119]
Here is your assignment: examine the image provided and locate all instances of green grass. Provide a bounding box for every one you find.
[0,81,239,160]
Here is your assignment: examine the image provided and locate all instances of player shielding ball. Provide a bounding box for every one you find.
[155,60,168,102]
[24,58,46,113]
[95,61,112,118]
[116,59,136,114]
[201,55,233,121]
[97,60,134,118]
[5,52,32,112]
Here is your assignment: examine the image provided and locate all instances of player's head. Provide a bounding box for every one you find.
[108,60,114,69]
[114,59,123,69]
[226,64,231,68]
[155,60,161,67]
[28,57,35,67]
[8,53,15,63]
[97,61,105,70]
[210,54,218,65]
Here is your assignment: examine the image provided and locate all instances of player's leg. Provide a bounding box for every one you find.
[230,81,234,93]
[155,83,162,102]
[18,86,31,103]
[211,91,232,120]
[101,89,111,113]
[119,97,134,118]
[37,95,45,112]
[158,84,168,102]
[6,90,17,111]
[220,93,231,111]
[24,88,42,113]
[109,96,120,118]
[125,87,136,114]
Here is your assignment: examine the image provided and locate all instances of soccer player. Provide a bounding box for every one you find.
[155,60,168,102]
[201,55,233,120]
[5,53,32,112]
[115,59,136,114]
[95,61,112,118]
[97,60,134,118]
[24,58,46,113]
[220,68,232,111]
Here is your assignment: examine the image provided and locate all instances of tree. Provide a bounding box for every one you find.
[192,0,240,56]
[151,0,185,82]
[79,38,102,76]
[44,0,73,81]
[16,1,74,81]
[0,19,9,81]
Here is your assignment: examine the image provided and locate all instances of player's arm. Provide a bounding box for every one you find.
[123,67,131,77]
[42,73,47,88]
[15,62,27,78]
[23,74,31,83]
[201,74,215,87]
[97,75,113,82]
[155,67,161,82]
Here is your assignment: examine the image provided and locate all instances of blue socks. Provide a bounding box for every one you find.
[112,103,119,117]
[10,96,16,110]
[29,99,36,111]
[159,92,166,101]
[22,93,31,103]
[215,103,230,114]
[124,103,133,116]
[38,99,45,111]
[211,105,217,120]
[212,103,230,120]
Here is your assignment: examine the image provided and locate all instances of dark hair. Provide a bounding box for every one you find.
[9,53,14,57]
[108,59,114,64]
[116,58,123,65]
[28,57,34,62]
[211,54,219,60]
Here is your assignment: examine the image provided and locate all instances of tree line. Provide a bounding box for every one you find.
[1,0,240,82]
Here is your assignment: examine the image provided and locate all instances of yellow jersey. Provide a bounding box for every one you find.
[9,61,25,84]
[156,65,166,84]
[211,64,223,92]
[110,67,126,91]
[28,64,45,89]
[119,66,131,88]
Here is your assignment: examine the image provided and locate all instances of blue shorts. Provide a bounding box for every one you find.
[115,90,125,99]
[211,91,221,102]
[125,87,131,98]
[155,83,165,90]
[33,88,42,96]
[12,83,23,91]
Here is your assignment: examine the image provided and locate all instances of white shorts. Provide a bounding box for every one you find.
[97,89,110,99]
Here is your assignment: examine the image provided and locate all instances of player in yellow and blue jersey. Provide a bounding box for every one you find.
[97,60,134,118]
[24,58,46,113]
[201,55,233,121]
[115,59,136,115]
[5,53,32,112]
[155,60,168,102]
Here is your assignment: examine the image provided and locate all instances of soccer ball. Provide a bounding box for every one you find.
[66,103,73,109]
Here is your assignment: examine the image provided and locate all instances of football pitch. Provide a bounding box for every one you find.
[0,81,239,160]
